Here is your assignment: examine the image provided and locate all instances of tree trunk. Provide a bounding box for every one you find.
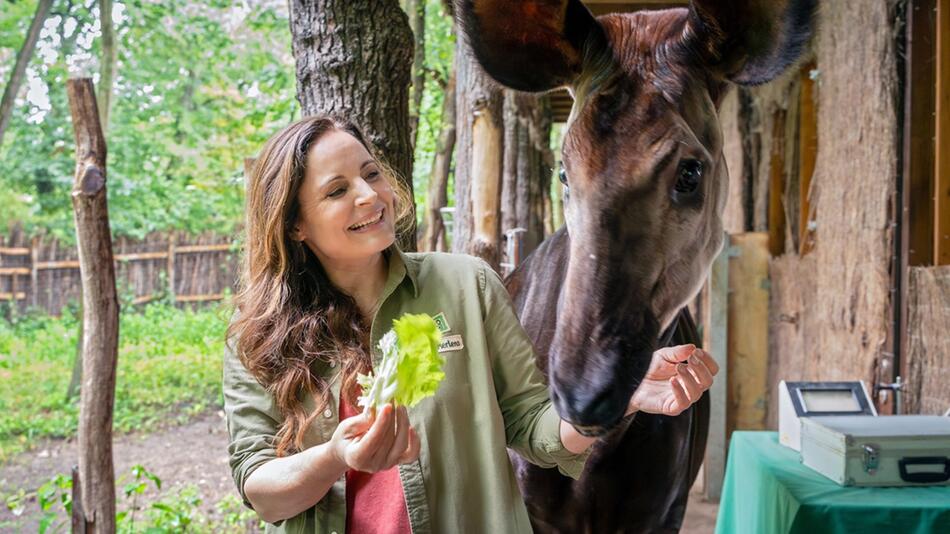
[97,0,117,132]
[452,33,503,268]
[501,92,552,260]
[0,0,54,147]
[420,54,456,252]
[289,0,416,250]
[407,0,426,151]
[67,78,119,534]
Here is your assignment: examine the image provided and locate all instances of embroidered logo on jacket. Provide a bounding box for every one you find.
[432,312,451,334]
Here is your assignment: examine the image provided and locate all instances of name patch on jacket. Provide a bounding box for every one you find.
[438,334,464,353]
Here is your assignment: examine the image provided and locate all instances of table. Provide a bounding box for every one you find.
[715,431,950,534]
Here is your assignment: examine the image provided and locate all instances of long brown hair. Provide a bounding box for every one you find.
[228,115,413,457]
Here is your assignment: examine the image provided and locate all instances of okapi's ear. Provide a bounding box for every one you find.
[685,0,818,85]
[455,0,607,92]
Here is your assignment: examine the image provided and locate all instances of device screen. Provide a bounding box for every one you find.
[801,389,862,412]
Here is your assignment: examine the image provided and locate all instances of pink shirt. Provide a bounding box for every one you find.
[340,397,412,534]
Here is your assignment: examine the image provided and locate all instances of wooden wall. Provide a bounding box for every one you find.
[0,227,240,316]
[905,266,950,415]
[715,1,905,424]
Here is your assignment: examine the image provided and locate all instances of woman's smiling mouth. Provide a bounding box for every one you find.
[348,209,384,232]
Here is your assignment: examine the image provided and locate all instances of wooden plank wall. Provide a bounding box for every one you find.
[712,2,901,423]
[764,1,899,413]
[905,266,950,415]
[726,233,770,432]
[767,254,818,427]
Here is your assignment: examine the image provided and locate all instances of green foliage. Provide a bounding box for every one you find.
[411,0,456,219]
[0,0,461,241]
[0,0,297,242]
[0,301,229,461]
[8,465,263,533]
[0,0,40,50]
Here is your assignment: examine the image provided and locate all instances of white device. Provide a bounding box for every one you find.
[778,380,877,451]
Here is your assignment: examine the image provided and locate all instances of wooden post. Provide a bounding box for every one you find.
[67,78,118,534]
[470,103,503,268]
[452,30,504,267]
[30,237,38,308]
[703,233,730,501]
[936,0,950,265]
[71,465,85,534]
[167,235,176,302]
[9,270,16,317]
[726,233,770,432]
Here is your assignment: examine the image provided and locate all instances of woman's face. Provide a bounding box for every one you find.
[293,129,397,266]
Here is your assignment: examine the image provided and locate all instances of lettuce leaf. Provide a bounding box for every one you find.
[357,313,445,411]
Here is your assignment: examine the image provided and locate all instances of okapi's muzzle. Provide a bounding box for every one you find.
[548,307,659,435]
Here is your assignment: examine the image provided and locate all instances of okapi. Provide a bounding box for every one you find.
[456,0,817,531]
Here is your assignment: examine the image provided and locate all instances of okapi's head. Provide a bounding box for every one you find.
[457,0,816,433]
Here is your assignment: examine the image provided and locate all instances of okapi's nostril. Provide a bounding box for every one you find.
[581,388,618,425]
[555,379,622,428]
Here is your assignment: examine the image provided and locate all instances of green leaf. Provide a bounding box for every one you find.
[392,314,445,407]
[358,314,444,410]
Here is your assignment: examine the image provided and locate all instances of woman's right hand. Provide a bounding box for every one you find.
[330,403,421,473]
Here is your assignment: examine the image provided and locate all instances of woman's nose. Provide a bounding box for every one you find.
[354,178,378,205]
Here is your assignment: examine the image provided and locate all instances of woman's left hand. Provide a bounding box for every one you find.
[627,344,719,417]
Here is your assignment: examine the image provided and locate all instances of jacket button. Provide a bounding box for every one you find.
[324,409,333,419]
[329,361,336,368]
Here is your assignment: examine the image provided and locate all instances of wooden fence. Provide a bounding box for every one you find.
[0,226,241,316]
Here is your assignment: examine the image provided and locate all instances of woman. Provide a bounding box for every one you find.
[223,116,718,533]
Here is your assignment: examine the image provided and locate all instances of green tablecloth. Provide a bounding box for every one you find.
[715,431,950,534]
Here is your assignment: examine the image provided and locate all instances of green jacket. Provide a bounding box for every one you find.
[223,248,590,534]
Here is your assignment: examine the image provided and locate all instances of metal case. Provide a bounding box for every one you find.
[801,415,950,487]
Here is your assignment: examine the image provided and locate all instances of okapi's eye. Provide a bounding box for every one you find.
[558,165,569,187]
[674,159,703,195]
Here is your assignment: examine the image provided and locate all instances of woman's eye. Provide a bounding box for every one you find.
[558,166,568,186]
[365,171,380,181]
[328,188,346,198]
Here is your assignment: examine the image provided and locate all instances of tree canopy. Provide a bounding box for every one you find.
[0,0,455,243]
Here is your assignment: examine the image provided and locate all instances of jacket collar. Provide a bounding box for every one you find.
[386,244,420,298]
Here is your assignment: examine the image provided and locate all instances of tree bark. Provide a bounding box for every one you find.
[407,0,426,151]
[420,53,456,252]
[66,297,83,402]
[289,0,416,250]
[67,78,119,534]
[97,0,117,132]
[452,33,503,268]
[0,0,54,147]
[501,92,552,260]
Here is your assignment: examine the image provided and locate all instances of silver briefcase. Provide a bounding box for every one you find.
[801,415,950,487]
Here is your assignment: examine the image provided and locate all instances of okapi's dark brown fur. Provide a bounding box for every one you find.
[457,0,816,531]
